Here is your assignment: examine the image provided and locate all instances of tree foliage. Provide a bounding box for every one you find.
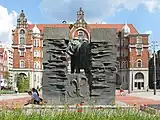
[16,74,29,93]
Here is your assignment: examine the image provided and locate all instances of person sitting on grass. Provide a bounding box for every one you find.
[24,91,40,106]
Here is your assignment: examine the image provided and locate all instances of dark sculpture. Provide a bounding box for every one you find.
[42,27,118,105]
[66,39,92,98]
[66,39,92,73]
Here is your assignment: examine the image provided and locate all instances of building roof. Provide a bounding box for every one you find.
[28,24,139,34]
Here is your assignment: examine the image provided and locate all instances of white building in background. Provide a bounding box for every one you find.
[0,43,14,87]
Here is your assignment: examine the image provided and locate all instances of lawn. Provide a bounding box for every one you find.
[0,108,159,120]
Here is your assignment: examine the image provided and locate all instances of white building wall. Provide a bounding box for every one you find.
[32,70,43,89]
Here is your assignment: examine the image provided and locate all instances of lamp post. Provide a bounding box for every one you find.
[150,41,158,95]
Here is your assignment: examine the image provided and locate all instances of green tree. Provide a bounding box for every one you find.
[16,74,29,93]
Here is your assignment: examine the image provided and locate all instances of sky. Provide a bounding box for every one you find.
[0,0,160,47]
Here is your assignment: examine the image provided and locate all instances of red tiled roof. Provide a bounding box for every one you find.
[28,23,138,34]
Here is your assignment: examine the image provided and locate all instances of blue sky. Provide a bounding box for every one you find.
[0,0,160,45]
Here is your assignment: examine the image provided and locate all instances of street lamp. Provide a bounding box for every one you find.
[150,41,159,95]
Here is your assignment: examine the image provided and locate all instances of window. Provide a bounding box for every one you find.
[20,50,25,56]
[20,60,25,68]
[136,36,142,44]
[135,72,144,79]
[34,39,40,47]
[137,48,142,56]
[34,74,36,81]
[20,37,25,45]
[34,40,36,46]
[34,50,39,57]
[20,29,25,34]
[78,31,84,40]
[122,51,124,57]
[137,60,142,67]
[34,62,40,69]
[19,29,25,45]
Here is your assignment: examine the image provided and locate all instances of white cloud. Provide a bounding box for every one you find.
[39,0,160,23]
[0,5,18,45]
[143,0,160,12]
[145,30,153,34]
[0,5,32,45]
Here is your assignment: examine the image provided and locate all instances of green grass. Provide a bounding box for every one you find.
[0,90,15,94]
[0,108,159,120]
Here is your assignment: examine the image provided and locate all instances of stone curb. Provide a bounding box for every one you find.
[23,105,136,110]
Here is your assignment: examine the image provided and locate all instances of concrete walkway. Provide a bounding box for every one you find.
[0,91,160,109]
[0,93,28,100]
[128,91,160,101]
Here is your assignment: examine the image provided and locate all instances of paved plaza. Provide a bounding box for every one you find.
[0,91,159,109]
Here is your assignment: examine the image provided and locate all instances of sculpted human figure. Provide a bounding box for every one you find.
[66,38,92,97]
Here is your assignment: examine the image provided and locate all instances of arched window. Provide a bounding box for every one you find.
[135,72,144,79]
[34,62,40,69]
[20,29,25,34]
[20,60,25,68]
[137,60,142,67]
[19,29,25,45]
[78,31,84,40]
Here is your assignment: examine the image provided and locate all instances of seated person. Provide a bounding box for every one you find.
[25,91,40,105]
[32,88,43,102]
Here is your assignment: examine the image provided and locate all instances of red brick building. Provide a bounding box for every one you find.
[12,8,149,91]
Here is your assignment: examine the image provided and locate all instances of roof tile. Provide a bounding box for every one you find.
[28,23,138,34]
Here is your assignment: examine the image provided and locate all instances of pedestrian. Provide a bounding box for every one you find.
[120,88,125,96]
